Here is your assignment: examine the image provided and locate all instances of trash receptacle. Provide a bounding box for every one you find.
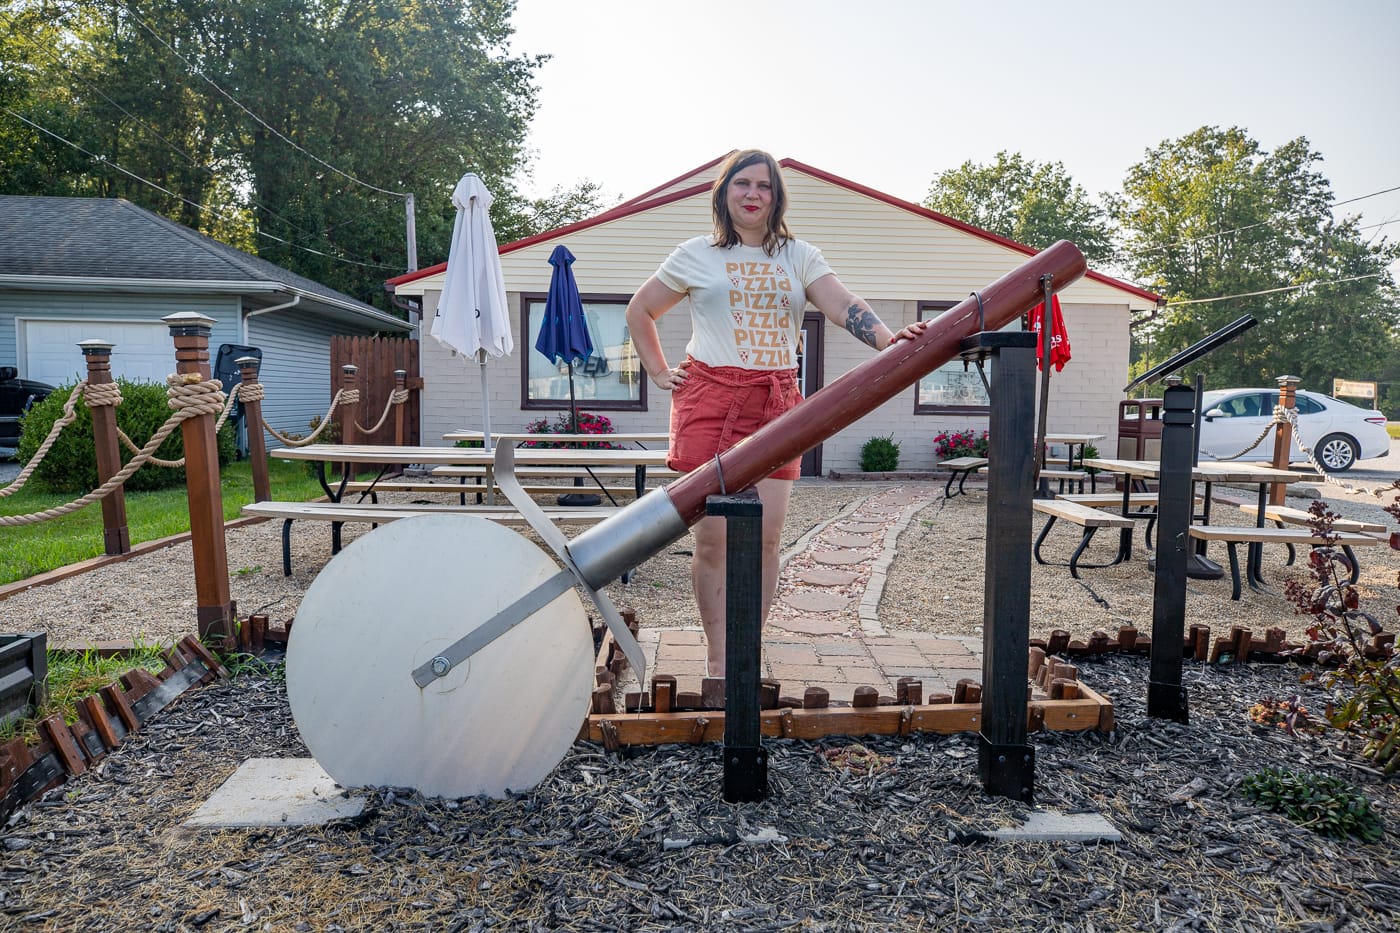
[1118,398,1163,461]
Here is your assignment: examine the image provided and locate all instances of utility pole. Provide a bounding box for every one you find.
[404,192,418,272]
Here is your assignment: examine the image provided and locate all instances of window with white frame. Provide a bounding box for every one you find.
[521,295,646,411]
[913,300,1021,414]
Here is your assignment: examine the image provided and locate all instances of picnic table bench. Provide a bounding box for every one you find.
[1187,524,1381,600]
[341,474,663,505]
[1032,499,1135,578]
[938,457,988,498]
[242,501,616,575]
[1038,468,1090,494]
[1236,502,1387,535]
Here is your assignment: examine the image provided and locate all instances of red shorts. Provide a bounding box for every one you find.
[667,358,803,481]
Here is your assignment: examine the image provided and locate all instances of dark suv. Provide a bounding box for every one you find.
[0,366,54,448]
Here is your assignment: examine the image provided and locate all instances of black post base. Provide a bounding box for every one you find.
[978,734,1035,803]
[1147,680,1190,723]
[556,493,602,507]
[722,745,768,803]
[1185,553,1224,580]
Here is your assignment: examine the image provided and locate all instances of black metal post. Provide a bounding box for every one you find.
[1186,373,1223,578]
[1033,275,1054,499]
[707,489,767,803]
[971,329,1038,802]
[1148,380,1196,722]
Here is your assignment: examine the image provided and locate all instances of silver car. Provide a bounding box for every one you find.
[1197,388,1390,472]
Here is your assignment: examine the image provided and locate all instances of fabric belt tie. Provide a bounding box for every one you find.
[684,358,796,455]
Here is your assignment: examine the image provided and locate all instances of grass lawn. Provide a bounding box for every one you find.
[0,457,335,585]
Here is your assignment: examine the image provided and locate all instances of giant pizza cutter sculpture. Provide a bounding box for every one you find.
[287,241,1088,798]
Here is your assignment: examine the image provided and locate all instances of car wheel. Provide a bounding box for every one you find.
[1316,433,1359,472]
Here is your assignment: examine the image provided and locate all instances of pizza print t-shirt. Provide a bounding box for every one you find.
[655,236,833,370]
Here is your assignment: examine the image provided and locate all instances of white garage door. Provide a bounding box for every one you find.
[23,320,174,386]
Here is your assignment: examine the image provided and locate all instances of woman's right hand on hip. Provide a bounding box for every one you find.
[651,359,692,391]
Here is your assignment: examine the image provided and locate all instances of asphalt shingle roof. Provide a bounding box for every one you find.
[0,195,383,314]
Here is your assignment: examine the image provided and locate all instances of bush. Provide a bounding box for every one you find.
[17,378,235,493]
[860,435,900,472]
[1239,767,1384,842]
[522,411,618,449]
[934,428,989,460]
[1285,486,1400,775]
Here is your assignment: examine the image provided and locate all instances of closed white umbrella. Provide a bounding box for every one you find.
[431,173,512,451]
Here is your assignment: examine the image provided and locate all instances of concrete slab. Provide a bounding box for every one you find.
[184,758,365,828]
[986,809,1122,843]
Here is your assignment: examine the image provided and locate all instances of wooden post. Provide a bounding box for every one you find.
[163,313,235,648]
[238,356,271,502]
[1270,375,1300,506]
[340,364,359,448]
[393,369,407,447]
[78,340,130,556]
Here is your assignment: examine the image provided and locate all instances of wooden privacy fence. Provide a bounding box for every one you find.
[330,335,422,449]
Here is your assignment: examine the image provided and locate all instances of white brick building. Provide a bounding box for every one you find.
[387,156,1161,474]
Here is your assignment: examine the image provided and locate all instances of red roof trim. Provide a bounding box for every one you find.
[778,158,1161,303]
[388,154,1161,304]
[601,152,727,214]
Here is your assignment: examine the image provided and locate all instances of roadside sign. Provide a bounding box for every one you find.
[1332,379,1377,400]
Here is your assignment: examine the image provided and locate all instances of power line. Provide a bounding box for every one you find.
[120,4,409,199]
[1162,272,1385,308]
[1131,184,1400,256]
[0,12,352,254]
[4,107,400,272]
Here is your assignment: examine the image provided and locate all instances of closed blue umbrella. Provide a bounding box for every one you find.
[534,245,594,432]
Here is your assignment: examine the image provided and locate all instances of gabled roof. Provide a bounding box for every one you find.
[386,156,1160,305]
[0,196,409,330]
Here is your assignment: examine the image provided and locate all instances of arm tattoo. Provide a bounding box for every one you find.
[843,304,882,349]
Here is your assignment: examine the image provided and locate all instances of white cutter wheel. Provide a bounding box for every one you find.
[286,514,594,799]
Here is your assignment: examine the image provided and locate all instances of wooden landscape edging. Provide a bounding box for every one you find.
[1034,623,1395,666]
[581,692,1111,748]
[0,635,228,821]
[583,610,1113,749]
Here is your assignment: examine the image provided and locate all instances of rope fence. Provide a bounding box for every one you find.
[0,375,225,526]
[1,376,413,524]
[1200,405,1393,498]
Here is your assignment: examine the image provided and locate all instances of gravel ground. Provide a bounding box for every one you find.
[0,477,1395,653]
[1,476,1398,930]
[2,655,1397,930]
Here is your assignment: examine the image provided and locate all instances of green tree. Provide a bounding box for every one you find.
[1113,126,1399,392]
[924,151,1116,263]
[0,0,606,307]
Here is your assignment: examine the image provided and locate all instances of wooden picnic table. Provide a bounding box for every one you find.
[1084,457,1309,591]
[270,443,671,505]
[444,430,670,447]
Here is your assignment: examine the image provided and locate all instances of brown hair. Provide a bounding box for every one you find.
[710,149,790,256]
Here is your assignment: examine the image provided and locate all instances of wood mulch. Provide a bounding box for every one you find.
[2,653,1396,931]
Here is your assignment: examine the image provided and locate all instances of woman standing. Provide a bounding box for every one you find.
[625,149,926,676]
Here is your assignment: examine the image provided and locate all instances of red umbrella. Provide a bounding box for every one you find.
[1029,294,1071,372]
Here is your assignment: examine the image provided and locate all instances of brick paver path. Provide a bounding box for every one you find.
[628,485,983,705]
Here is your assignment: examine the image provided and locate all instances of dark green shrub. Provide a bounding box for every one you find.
[860,435,900,472]
[1239,767,1384,842]
[16,378,235,493]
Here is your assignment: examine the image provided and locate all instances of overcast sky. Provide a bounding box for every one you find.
[505,0,1399,251]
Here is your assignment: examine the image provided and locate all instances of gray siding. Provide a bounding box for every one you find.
[0,290,239,381]
[248,311,378,438]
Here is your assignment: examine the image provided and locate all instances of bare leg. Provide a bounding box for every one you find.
[691,477,794,676]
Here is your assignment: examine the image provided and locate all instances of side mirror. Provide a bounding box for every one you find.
[1204,408,1226,420]
[0,366,16,382]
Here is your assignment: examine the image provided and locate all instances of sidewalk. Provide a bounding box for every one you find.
[619,485,985,704]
